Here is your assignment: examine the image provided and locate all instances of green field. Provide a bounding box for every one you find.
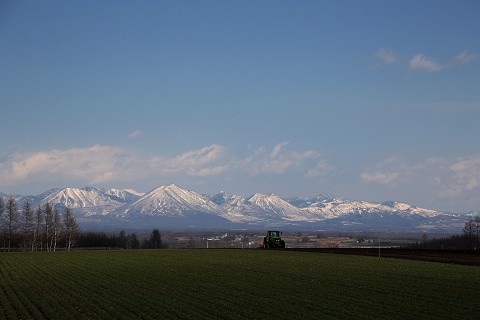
[1,249,479,319]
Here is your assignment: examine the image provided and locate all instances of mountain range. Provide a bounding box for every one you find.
[1,184,470,232]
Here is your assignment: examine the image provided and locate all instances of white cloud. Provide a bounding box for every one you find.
[360,156,410,185]
[0,143,334,191]
[240,142,322,176]
[375,48,398,65]
[0,145,137,187]
[377,48,478,73]
[306,160,335,178]
[2,144,480,211]
[360,155,480,211]
[271,141,289,158]
[454,50,479,65]
[409,54,444,72]
[127,129,143,139]
[149,144,228,177]
[441,156,480,197]
[360,171,400,185]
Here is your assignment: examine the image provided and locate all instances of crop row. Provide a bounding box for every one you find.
[1,249,480,319]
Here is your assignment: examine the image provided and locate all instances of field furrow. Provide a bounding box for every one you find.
[1,249,479,319]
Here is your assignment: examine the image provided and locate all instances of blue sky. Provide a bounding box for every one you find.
[1,1,479,212]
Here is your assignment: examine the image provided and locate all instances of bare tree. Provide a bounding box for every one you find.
[44,203,53,251]
[118,230,127,249]
[63,206,78,251]
[145,229,162,249]
[463,216,480,250]
[6,196,19,251]
[52,207,62,251]
[129,233,140,249]
[0,196,4,251]
[475,216,480,250]
[21,200,34,251]
[34,205,43,251]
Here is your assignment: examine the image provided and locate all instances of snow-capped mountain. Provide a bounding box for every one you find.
[10,187,142,216]
[217,195,264,223]
[104,188,145,203]
[209,191,229,206]
[41,187,121,209]
[211,192,317,224]
[1,185,467,231]
[247,193,317,222]
[291,197,441,220]
[113,184,231,228]
[117,184,222,216]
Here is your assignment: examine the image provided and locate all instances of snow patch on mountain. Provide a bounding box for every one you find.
[104,188,144,202]
[32,187,141,216]
[291,196,443,220]
[247,193,317,222]
[1,185,464,231]
[118,184,223,217]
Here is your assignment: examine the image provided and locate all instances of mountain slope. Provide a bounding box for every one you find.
[1,185,465,231]
[295,197,442,219]
[247,193,317,222]
[118,184,222,216]
[34,187,142,215]
[114,184,231,228]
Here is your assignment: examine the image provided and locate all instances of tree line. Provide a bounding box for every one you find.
[411,215,480,250]
[0,196,79,251]
[76,229,164,249]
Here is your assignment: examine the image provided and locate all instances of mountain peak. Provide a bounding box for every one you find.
[209,191,229,205]
[122,184,222,216]
[4,185,458,231]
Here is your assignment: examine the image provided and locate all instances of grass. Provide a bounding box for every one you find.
[1,249,479,319]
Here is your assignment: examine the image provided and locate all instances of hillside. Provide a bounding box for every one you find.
[1,185,466,231]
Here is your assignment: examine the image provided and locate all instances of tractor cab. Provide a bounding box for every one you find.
[267,230,281,238]
[263,230,286,249]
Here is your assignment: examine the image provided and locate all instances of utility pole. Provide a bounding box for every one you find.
[378,236,381,258]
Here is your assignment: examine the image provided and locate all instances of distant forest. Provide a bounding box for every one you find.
[2,194,479,251]
[77,229,164,249]
[0,196,78,252]
[410,215,480,250]
[0,195,164,252]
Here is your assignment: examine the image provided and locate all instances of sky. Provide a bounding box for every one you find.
[0,1,479,212]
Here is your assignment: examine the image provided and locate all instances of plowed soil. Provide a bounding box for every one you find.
[284,248,480,266]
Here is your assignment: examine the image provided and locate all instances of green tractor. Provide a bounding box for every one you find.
[263,230,285,249]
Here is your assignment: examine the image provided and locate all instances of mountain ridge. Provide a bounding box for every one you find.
[0,185,466,231]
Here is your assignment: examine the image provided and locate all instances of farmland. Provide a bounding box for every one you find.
[1,249,479,319]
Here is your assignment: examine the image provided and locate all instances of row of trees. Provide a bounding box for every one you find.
[463,216,480,250]
[0,196,79,251]
[412,216,480,250]
[76,229,164,249]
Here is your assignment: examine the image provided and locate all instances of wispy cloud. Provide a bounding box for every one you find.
[2,144,479,211]
[375,47,398,65]
[149,144,228,177]
[0,143,335,191]
[127,129,143,139]
[306,159,335,178]
[361,155,480,209]
[360,156,408,186]
[375,48,478,72]
[239,142,323,176]
[360,171,400,185]
[408,53,445,72]
[453,50,479,65]
[0,145,136,187]
[441,156,480,197]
